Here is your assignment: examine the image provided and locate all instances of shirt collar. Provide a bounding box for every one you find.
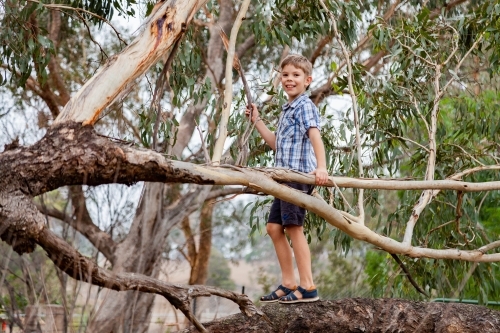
[282,93,308,111]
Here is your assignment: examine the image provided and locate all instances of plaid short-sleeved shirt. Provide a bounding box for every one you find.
[275,93,321,173]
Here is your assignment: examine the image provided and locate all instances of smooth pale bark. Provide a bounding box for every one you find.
[55,0,207,125]
[179,299,500,333]
[212,0,251,163]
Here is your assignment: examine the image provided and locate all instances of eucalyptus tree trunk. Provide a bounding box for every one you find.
[184,199,215,286]
[88,182,203,332]
[87,1,237,331]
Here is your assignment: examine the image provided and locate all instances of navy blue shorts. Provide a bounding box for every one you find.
[267,182,315,227]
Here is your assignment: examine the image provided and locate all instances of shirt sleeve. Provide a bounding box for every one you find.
[298,100,321,137]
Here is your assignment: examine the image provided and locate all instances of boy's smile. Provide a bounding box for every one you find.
[281,64,312,102]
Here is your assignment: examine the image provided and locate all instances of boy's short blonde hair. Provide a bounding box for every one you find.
[279,54,312,77]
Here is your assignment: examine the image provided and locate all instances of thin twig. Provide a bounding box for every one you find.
[407,92,430,133]
[331,179,355,213]
[312,191,359,223]
[195,120,210,163]
[385,133,430,152]
[441,30,486,93]
[441,24,460,66]
[424,219,455,246]
[476,191,490,215]
[152,24,186,150]
[219,29,253,107]
[76,11,108,59]
[397,40,437,67]
[26,0,127,46]
[454,191,470,244]
[390,254,429,297]
[448,144,485,166]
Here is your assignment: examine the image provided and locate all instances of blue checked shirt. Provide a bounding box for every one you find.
[275,93,321,173]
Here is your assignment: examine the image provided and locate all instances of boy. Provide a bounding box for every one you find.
[245,54,328,303]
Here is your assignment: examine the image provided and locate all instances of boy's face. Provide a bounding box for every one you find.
[280,64,312,102]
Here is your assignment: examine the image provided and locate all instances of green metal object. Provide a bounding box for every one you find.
[432,298,500,306]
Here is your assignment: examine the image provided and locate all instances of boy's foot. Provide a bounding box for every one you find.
[260,284,296,303]
[279,286,319,304]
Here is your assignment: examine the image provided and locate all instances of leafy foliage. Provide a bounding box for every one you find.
[0,0,145,88]
[1,2,55,87]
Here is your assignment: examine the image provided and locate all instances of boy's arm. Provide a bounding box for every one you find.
[308,127,329,185]
[245,104,276,150]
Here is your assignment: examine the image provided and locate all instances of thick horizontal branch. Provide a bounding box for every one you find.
[2,123,500,262]
[3,123,500,198]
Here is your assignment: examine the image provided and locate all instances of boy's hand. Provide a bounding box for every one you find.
[310,167,329,185]
[245,103,260,123]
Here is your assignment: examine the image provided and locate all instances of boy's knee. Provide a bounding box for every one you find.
[266,223,284,238]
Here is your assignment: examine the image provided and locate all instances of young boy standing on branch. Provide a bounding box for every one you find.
[245,54,328,303]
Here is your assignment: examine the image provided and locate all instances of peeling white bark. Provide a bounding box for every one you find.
[212,0,251,163]
[320,0,366,225]
[54,0,207,125]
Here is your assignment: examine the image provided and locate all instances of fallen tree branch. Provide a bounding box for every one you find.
[179,299,500,333]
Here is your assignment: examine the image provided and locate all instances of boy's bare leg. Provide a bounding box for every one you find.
[285,225,315,298]
[266,223,296,295]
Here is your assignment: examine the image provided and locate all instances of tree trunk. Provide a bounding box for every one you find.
[179,299,500,333]
[186,199,214,286]
[84,0,238,330]
[87,183,194,333]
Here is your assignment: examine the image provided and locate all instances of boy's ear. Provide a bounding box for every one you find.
[306,75,313,87]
